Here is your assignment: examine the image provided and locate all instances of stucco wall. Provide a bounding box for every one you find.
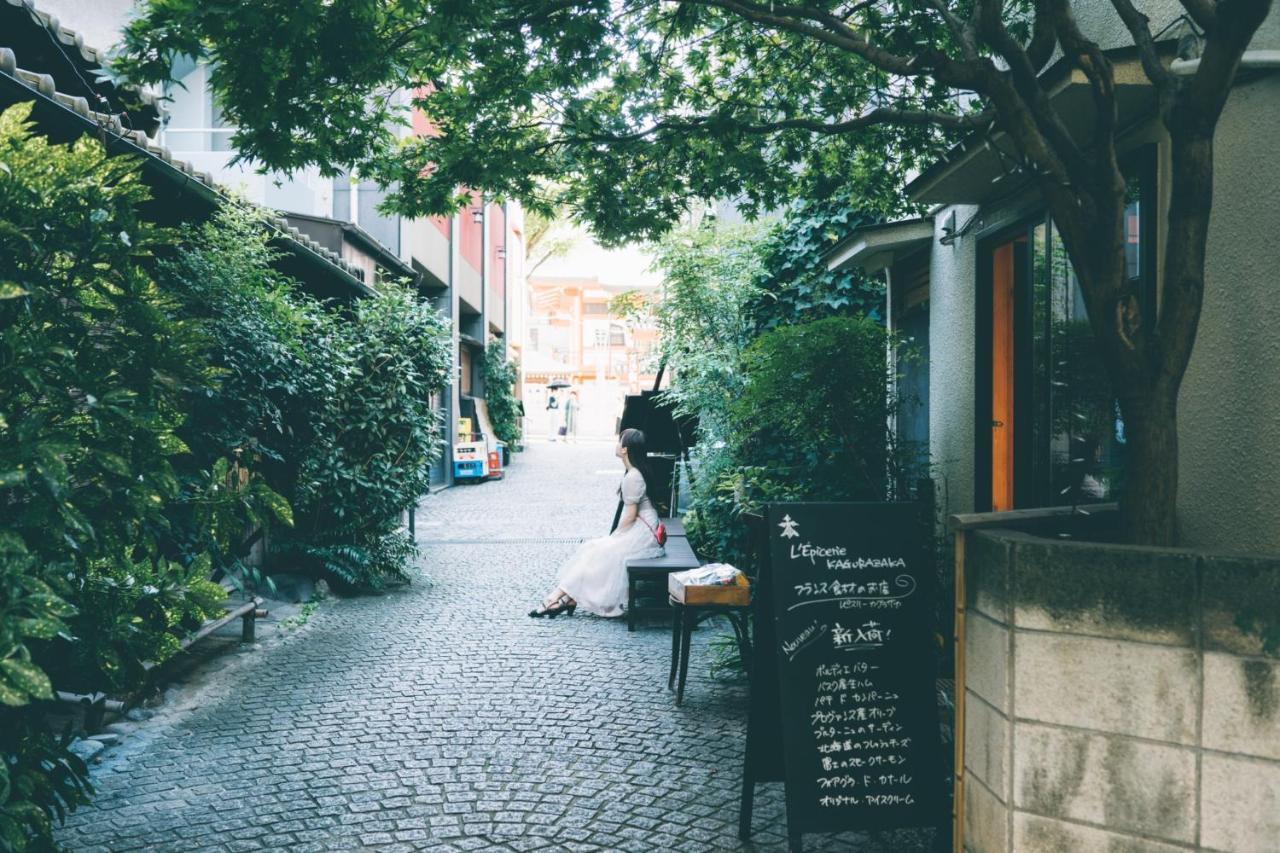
[929,206,980,521]
[928,71,1280,551]
[1178,73,1280,552]
[962,529,1280,852]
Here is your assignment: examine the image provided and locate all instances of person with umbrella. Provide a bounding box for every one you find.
[546,379,570,441]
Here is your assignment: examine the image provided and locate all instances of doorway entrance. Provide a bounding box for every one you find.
[976,229,1031,513]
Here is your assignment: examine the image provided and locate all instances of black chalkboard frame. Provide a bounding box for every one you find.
[740,501,948,852]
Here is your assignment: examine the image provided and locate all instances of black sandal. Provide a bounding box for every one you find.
[528,598,576,618]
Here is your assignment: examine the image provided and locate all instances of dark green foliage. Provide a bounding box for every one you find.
[41,554,227,695]
[0,101,453,845]
[112,1,961,244]
[733,316,898,499]
[288,284,451,590]
[650,202,922,573]
[482,340,521,446]
[162,205,452,592]
[684,318,917,573]
[747,195,887,334]
[162,205,302,592]
[0,102,210,848]
[0,721,91,851]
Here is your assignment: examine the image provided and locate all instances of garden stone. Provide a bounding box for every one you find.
[70,739,104,762]
[266,572,315,604]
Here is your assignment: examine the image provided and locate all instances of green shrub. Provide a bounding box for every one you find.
[288,284,451,590]
[0,100,207,847]
[161,205,303,591]
[41,554,226,695]
[482,339,521,445]
[733,315,902,498]
[165,205,451,592]
[685,317,922,569]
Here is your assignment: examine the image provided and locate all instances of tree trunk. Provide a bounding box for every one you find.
[1117,390,1179,545]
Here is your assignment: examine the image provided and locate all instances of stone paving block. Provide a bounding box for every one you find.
[55,444,934,853]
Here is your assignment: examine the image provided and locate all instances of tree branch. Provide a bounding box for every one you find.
[1179,0,1219,31]
[1109,0,1176,91]
[923,0,978,59]
[683,0,984,86]
[559,106,994,147]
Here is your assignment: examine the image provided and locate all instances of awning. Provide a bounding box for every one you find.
[824,218,934,273]
[905,57,1157,204]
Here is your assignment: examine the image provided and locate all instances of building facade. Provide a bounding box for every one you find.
[524,274,660,439]
[33,0,529,488]
[830,5,1280,554]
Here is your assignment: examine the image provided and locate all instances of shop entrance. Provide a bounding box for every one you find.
[976,229,1030,513]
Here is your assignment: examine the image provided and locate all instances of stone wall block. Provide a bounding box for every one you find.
[1200,753,1280,852]
[1013,812,1190,853]
[1201,552,1280,657]
[967,531,1012,624]
[1012,723,1196,844]
[1202,652,1280,761]
[1011,536,1197,646]
[964,776,1009,853]
[1013,633,1199,743]
[963,693,1010,799]
[967,613,1011,714]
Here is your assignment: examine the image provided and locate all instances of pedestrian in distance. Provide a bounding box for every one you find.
[563,390,579,444]
[546,391,560,442]
[529,428,665,618]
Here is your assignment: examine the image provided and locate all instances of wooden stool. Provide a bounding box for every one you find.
[668,599,752,706]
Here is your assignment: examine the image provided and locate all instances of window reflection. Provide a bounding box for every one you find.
[1037,222,1126,504]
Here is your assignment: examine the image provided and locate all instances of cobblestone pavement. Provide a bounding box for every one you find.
[59,441,936,852]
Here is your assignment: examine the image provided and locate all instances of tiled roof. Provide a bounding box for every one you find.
[2,0,164,130]
[0,45,372,297]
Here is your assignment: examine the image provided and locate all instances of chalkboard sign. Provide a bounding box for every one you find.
[766,502,944,843]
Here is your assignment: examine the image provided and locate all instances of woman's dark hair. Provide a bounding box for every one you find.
[620,428,661,506]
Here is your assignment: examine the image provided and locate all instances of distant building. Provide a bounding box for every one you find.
[524,275,660,438]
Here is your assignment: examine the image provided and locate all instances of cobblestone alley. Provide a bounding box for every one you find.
[58,442,934,852]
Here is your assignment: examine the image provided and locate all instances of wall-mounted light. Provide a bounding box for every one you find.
[496,246,507,260]
[471,207,484,224]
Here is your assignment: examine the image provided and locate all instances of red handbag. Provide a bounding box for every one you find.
[640,516,667,546]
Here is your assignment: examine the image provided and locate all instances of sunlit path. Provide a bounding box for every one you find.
[58,444,929,852]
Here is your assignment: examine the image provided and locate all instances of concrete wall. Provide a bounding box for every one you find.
[1178,73,1280,552]
[962,529,1280,852]
[928,205,979,521]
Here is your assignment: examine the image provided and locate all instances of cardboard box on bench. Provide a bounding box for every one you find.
[668,571,750,607]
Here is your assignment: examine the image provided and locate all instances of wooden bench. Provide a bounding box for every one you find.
[625,530,700,632]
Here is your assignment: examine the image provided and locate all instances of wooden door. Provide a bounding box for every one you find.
[991,242,1016,511]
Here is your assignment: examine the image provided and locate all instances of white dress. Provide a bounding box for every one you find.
[556,468,665,617]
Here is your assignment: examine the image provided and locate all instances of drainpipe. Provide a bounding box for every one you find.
[1170,49,1280,75]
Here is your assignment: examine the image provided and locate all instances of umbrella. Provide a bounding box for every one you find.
[547,379,572,389]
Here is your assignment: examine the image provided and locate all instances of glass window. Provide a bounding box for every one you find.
[1026,222,1137,506]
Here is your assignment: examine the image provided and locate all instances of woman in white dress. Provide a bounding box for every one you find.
[529,428,665,618]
